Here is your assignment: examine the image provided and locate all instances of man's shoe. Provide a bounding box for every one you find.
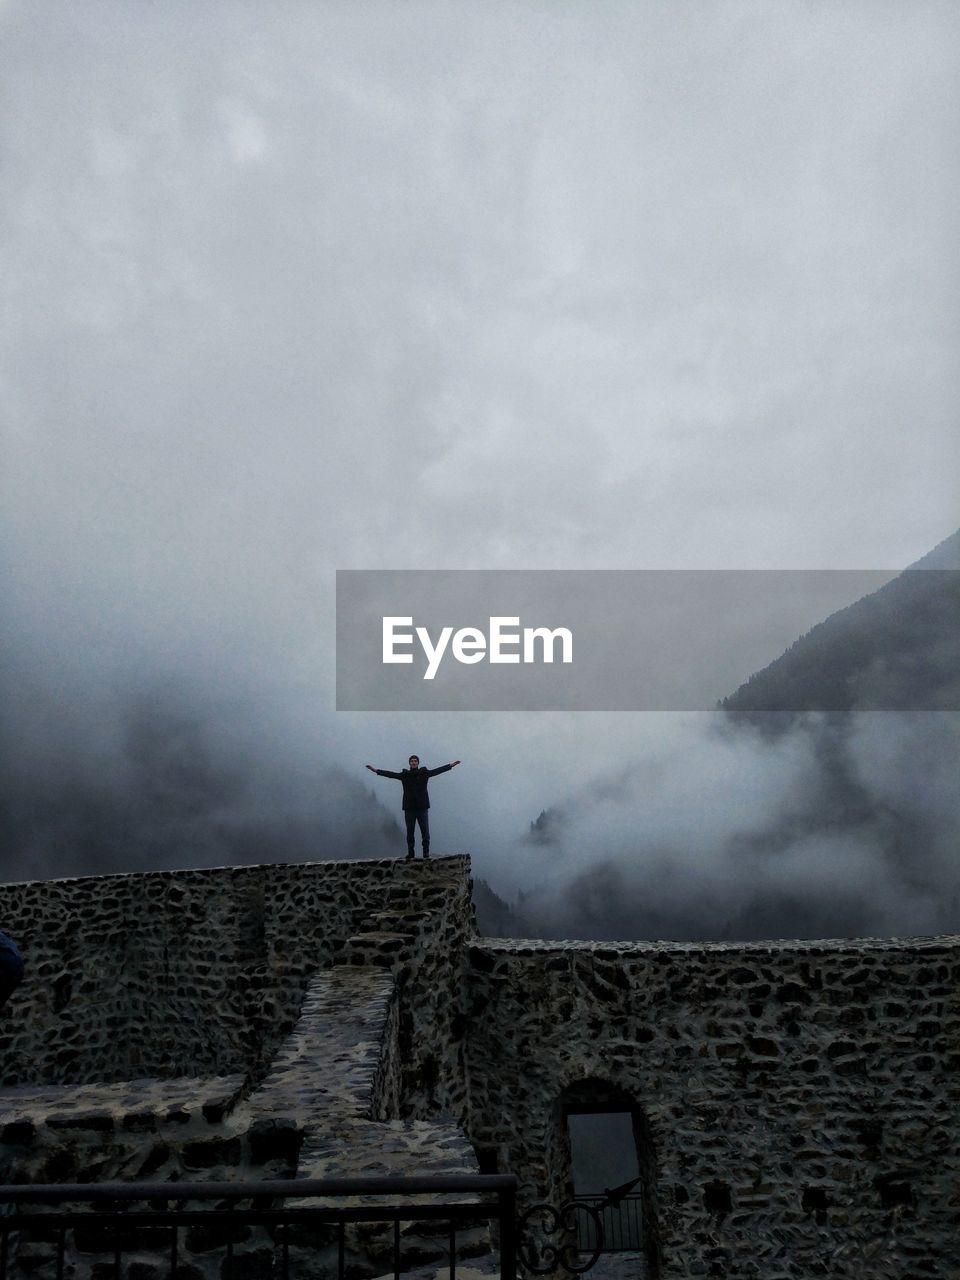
[405,852,415,860]
[422,851,431,859]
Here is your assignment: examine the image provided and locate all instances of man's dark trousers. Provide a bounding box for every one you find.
[405,809,429,858]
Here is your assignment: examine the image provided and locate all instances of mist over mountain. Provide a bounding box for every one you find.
[5,528,957,953]
[472,877,534,939]
[0,668,402,884]
[2,3,958,951]
[721,529,960,714]
[3,527,956,956]
[501,537,960,943]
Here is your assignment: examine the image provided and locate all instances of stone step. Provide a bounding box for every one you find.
[345,932,416,966]
[370,1264,499,1280]
[357,910,430,933]
[249,967,395,1120]
[0,1074,246,1134]
[291,1116,494,1273]
[297,1117,482,1192]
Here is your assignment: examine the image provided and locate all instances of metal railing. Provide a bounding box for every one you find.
[572,1194,643,1253]
[0,1175,519,1280]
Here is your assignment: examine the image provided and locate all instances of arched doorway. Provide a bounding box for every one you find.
[558,1079,660,1278]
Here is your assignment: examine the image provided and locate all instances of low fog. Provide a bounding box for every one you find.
[0,657,403,881]
[3,634,957,943]
[511,711,960,941]
[2,3,958,941]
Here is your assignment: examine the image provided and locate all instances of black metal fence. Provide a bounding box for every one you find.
[0,1175,519,1280]
[572,1194,643,1253]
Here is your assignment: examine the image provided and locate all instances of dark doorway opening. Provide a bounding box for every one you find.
[560,1080,660,1277]
[567,1110,643,1250]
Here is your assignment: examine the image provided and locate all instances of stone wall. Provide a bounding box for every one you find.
[0,962,486,1280]
[341,858,475,1119]
[0,857,475,1109]
[0,1075,250,1187]
[0,858,487,1280]
[463,936,960,1280]
[3,857,960,1278]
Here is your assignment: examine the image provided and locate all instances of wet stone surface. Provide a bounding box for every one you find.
[466,934,960,1279]
[0,857,958,1279]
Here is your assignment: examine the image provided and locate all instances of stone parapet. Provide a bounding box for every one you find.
[0,855,475,1094]
[0,1074,249,1186]
[1,855,958,1276]
[464,935,960,1279]
[249,966,398,1123]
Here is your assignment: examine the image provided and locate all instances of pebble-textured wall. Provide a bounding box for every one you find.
[3,857,960,1279]
[0,1075,249,1187]
[0,964,486,1280]
[464,937,960,1280]
[0,857,474,1111]
[341,858,475,1119]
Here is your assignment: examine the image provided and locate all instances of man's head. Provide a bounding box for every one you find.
[408,755,420,770]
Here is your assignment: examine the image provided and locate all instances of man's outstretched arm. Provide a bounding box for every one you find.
[426,760,461,777]
[366,765,403,779]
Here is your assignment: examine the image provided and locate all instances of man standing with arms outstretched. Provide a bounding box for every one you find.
[366,756,461,859]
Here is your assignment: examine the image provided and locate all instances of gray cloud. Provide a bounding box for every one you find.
[513,713,960,941]
[1,2,957,932]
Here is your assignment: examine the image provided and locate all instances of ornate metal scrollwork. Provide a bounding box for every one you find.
[517,1200,604,1275]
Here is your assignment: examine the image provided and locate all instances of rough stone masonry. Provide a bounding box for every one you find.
[0,856,958,1280]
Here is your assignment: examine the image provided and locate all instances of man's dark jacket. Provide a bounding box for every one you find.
[375,764,453,811]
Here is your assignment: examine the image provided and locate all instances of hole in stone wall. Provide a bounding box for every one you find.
[420,1054,439,1091]
[801,1187,832,1214]
[474,1145,499,1175]
[853,1116,883,1153]
[877,1178,915,1209]
[53,973,72,1012]
[703,1181,732,1214]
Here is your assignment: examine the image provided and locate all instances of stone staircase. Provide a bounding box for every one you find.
[247,964,497,1279]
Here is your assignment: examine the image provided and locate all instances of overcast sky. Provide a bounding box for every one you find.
[1,2,957,928]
